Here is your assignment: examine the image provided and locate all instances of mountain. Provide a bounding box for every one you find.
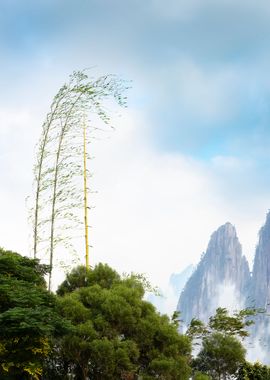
[177,222,251,328]
[251,211,270,311]
[176,214,270,363]
[247,212,270,362]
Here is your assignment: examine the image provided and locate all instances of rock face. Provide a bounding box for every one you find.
[176,214,270,363]
[251,212,270,311]
[177,222,251,328]
[248,212,270,363]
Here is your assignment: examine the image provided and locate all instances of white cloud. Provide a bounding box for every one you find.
[216,282,245,313]
[87,109,269,287]
[0,88,269,294]
[211,156,248,170]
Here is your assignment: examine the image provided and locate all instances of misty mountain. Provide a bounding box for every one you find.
[247,212,270,362]
[176,211,270,362]
[177,222,251,328]
[251,211,270,311]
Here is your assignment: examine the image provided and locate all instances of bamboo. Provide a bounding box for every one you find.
[48,93,83,291]
[33,92,65,258]
[32,71,128,290]
[83,117,90,269]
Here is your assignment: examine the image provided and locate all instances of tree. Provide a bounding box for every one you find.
[192,332,246,380]
[237,361,270,380]
[193,371,211,380]
[187,307,256,341]
[0,248,70,379]
[31,70,129,290]
[49,264,192,380]
[187,308,257,380]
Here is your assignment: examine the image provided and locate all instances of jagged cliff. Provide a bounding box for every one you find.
[247,212,270,362]
[251,211,270,311]
[177,222,251,327]
[176,214,270,362]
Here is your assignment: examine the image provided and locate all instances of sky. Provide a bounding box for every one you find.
[1,0,270,308]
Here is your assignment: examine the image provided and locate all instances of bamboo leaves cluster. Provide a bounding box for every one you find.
[31,70,128,290]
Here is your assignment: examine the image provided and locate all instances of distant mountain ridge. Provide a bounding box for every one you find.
[177,222,250,327]
[177,211,270,362]
[251,212,270,311]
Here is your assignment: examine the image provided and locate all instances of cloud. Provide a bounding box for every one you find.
[85,109,270,286]
[2,0,270,162]
[211,156,250,171]
[0,78,269,298]
[0,0,270,297]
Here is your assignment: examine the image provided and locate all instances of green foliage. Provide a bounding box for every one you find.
[0,248,48,287]
[52,263,192,380]
[193,371,211,380]
[192,332,246,380]
[187,318,208,340]
[0,248,70,379]
[32,70,130,290]
[188,307,257,341]
[57,263,121,296]
[237,361,270,380]
[187,307,257,380]
[208,307,256,338]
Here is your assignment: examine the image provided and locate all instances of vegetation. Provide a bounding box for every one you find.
[188,307,257,380]
[50,264,192,379]
[192,332,246,380]
[237,361,270,380]
[193,371,211,380]
[187,307,256,340]
[0,248,70,379]
[1,247,270,379]
[0,249,192,379]
[31,70,129,290]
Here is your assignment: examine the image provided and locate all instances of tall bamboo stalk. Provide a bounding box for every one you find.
[83,118,90,269]
[32,70,129,290]
[48,92,84,291]
[33,91,66,257]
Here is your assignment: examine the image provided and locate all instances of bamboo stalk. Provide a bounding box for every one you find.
[48,93,83,291]
[33,93,65,258]
[83,117,90,269]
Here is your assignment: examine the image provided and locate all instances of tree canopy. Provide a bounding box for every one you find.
[0,249,192,379]
[187,307,257,380]
[2,249,267,380]
[0,248,69,379]
[237,361,270,380]
[51,263,192,380]
[192,332,246,380]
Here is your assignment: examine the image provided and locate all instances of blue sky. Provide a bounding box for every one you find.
[1,0,270,159]
[1,0,270,297]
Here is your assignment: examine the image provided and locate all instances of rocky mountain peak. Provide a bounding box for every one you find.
[257,211,270,250]
[174,212,270,363]
[251,211,270,309]
[216,222,236,235]
[207,222,238,257]
[177,222,250,328]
